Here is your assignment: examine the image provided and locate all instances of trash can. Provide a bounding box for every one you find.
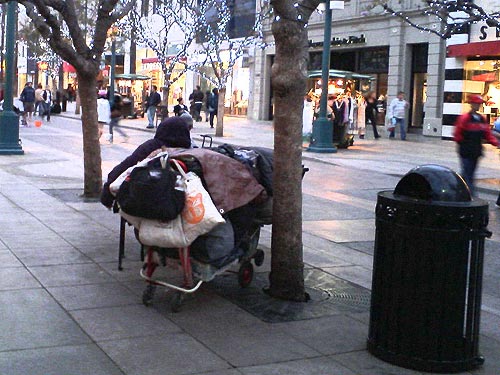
[368,164,491,373]
[122,97,134,118]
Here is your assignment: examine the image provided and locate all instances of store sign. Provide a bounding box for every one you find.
[309,34,366,48]
[470,23,500,43]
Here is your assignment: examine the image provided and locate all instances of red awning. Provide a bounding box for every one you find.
[142,57,159,64]
[447,40,500,57]
[63,62,76,73]
[471,72,497,81]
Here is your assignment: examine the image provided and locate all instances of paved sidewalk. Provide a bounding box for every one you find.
[0,104,499,374]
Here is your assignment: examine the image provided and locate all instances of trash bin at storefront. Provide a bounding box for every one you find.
[122,97,135,118]
[368,164,491,373]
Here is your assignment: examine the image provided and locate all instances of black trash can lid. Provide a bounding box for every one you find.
[394,164,471,202]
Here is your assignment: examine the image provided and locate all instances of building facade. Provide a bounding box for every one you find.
[249,0,448,138]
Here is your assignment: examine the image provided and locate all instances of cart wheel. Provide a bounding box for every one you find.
[142,284,156,306]
[170,291,184,313]
[253,249,265,267]
[238,261,254,288]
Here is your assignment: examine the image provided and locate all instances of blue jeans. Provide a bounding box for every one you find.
[389,118,406,140]
[460,157,478,196]
[147,106,157,127]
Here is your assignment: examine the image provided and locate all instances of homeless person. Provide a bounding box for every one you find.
[100,116,192,209]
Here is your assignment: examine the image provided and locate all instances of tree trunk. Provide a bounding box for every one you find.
[78,73,102,198]
[267,10,309,301]
[215,87,225,137]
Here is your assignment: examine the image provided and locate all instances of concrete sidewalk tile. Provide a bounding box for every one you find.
[0,344,123,375]
[322,266,373,290]
[303,219,376,243]
[331,350,426,375]
[75,243,125,263]
[166,289,263,331]
[303,249,353,268]
[302,234,374,269]
[480,311,500,343]
[0,251,23,268]
[13,247,92,267]
[0,267,41,290]
[182,322,320,367]
[48,282,139,310]
[28,263,114,287]
[1,235,70,250]
[239,356,356,375]
[98,333,230,375]
[99,260,145,282]
[282,314,369,356]
[482,293,500,316]
[302,194,374,221]
[0,289,90,351]
[70,305,181,341]
[475,335,500,374]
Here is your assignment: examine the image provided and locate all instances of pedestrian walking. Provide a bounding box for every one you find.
[34,83,44,115]
[108,95,128,143]
[388,91,409,140]
[204,90,211,122]
[145,85,161,129]
[66,84,76,102]
[208,88,219,129]
[19,82,36,125]
[190,85,204,122]
[40,86,52,122]
[454,94,499,196]
[365,91,380,139]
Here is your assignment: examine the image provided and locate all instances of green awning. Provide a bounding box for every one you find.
[308,69,373,80]
[114,74,151,80]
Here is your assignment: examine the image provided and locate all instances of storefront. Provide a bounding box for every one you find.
[139,55,187,110]
[443,22,500,137]
[250,10,442,129]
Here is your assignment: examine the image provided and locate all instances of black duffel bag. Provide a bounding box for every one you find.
[117,156,185,221]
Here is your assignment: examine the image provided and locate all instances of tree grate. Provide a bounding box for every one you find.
[209,268,371,323]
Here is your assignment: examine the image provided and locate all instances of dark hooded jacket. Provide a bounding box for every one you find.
[100,117,191,208]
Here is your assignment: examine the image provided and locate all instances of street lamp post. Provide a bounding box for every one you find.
[308,0,343,153]
[0,1,23,155]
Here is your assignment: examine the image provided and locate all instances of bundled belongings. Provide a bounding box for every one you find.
[102,137,283,312]
[116,154,185,221]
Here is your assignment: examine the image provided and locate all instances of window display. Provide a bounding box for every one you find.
[465,59,500,124]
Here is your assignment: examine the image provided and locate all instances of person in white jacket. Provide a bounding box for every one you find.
[97,90,111,139]
[388,91,409,140]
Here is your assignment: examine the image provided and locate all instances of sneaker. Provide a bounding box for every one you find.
[146,125,154,129]
[495,203,500,208]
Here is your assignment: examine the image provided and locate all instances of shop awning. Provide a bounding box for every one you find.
[142,57,159,64]
[114,74,151,80]
[471,72,497,81]
[63,62,76,73]
[447,40,500,57]
[308,69,374,80]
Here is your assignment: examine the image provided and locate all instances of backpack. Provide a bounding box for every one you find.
[117,156,185,221]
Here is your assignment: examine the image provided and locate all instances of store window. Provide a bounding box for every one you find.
[464,58,500,124]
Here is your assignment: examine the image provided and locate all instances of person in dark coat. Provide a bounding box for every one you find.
[365,91,380,139]
[100,116,192,208]
[208,88,219,128]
